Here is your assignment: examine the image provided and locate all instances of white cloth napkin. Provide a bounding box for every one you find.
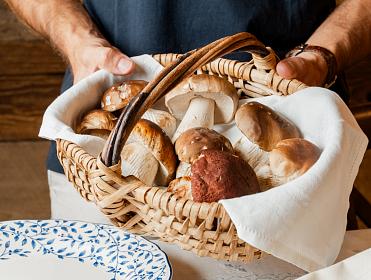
[298,248,371,280]
[219,90,368,272]
[39,55,368,273]
[39,55,164,156]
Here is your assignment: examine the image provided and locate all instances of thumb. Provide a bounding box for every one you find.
[276,56,306,80]
[276,52,327,86]
[97,47,135,75]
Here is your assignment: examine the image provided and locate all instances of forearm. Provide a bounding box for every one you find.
[4,0,134,82]
[307,0,371,71]
[5,0,108,62]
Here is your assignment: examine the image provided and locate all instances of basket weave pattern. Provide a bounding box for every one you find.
[56,33,306,262]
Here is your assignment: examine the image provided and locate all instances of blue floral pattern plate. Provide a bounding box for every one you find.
[0,220,172,280]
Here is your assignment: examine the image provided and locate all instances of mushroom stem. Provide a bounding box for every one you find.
[172,97,215,142]
[176,161,191,178]
[121,142,159,186]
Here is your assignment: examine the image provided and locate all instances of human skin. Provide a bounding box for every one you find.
[5,0,135,84]
[5,0,371,86]
[277,0,371,86]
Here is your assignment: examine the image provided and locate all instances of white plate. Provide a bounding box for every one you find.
[0,220,172,280]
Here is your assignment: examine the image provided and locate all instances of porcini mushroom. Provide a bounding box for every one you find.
[77,109,117,139]
[191,150,260,202]
[142,108,177,138]
[234,101,301,189]
[165,74,239,142]
[235,102,301,151]
[174,127,234,177]
[101,80,148,112]
[101,79,176,137]
[121,119,177,186]
[269,138,320,183]
[121,142,160,187]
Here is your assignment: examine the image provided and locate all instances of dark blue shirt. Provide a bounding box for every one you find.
[47,0,336,173]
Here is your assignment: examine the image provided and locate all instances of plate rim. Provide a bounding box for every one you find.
[0,219,173,280]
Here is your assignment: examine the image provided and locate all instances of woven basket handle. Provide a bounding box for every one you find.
[101,32,289,166]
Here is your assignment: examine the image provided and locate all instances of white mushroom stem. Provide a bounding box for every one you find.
[121,142,159,186]
[234,137,269,170]
[233,137,290,190]
[233,137,276,190]
[172,97,215,142]
[176,161,191,178]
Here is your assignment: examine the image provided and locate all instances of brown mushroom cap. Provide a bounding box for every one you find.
[101,80,148,112]
[142,108,177,138]
[269,138,321,179]
[165,74,239,123]
[191,150,260,203]
[175,127,234,163]
[77,109,117,134]
[128,119,177,186]
[235,102,301,151]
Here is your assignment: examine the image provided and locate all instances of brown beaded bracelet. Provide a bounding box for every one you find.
[286,44,338,88]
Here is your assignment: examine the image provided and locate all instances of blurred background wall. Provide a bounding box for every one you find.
[0,0,64,219]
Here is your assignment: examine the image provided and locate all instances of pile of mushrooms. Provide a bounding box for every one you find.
[77,79,177,187]
[76,74,321,202]
[165,74,261,202]
[234,102,321,190]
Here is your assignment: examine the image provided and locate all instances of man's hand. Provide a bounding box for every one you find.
[276,0,371,87]
[5,0,135,85]
[70,38,135,84]
[276,52,328,86]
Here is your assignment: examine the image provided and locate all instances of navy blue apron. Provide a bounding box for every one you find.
[47,0,336,173]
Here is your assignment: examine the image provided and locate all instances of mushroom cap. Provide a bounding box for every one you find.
[269,138,321,178]
[129,119,177,186]
[165,74,239,123]
[142,108,177,138]
[235,102,301,151]
[168,176,192,199]
[101,80,148,112]
[191,150,260,203]
[77,109,117,134]
[175,127,233,163]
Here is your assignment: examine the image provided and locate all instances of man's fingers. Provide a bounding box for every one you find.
[98,47,135,75]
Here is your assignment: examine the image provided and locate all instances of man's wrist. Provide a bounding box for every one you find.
[42,1,109,65]
[59,26,108,61]
[63,31,110,71]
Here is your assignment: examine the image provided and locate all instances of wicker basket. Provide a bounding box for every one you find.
[56,32,307,262]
